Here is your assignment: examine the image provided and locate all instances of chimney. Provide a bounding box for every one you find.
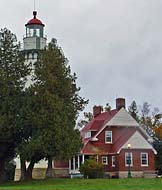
[116,98,125,110]
[93,106,102,118]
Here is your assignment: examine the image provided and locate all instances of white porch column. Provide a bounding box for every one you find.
[73,157,76,170]
[77,155,80,169]
[69,159,71,172]
[96,155,99,163]
[82,154,85,164]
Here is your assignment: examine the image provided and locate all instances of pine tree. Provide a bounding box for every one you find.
[0,28,30,182]
[18,38,88,180]
[128,100,139,122]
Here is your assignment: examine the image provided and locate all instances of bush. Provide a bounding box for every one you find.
[80,158,104,179]
[157,164,162,176]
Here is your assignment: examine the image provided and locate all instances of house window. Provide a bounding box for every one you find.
[112,156,115,167]
[85,131,91,138]
[105,131,112,143]
[125,152,133,166]
[141,153,148,166]
[102,156,108,165]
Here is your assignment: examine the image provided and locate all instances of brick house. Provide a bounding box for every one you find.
[54,98,156,178]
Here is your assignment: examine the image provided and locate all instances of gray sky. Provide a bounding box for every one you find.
[1,0,162,115]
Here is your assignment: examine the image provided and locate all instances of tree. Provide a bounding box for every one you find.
[139,102,161,136]
[18,38,88,180]
[153,138,162,175]
[0,28,30,182]
[77,103,111,129]
[138,102,162,174]
[77,112,93,129]
[154,124,162,140]
[153,124,162,175]
[128,101,139,122]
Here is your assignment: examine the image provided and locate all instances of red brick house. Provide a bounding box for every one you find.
[54,98,157,178]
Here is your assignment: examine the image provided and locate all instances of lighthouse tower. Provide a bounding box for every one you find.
[23,11,47,61]
[14,11,48,179]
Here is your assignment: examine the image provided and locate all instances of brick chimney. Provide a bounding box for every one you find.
[93,106,102,118]
[116,98,126,110]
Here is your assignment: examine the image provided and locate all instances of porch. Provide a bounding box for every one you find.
[69,154,90,178]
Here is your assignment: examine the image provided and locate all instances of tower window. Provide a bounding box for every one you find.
[32,53,35,59]
[27,53,30,60]
[34,53,38,59]
[29,53,32,59]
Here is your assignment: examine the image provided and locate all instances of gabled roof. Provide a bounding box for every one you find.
[93,108,139,139]
[107,108,140,127]
[80,109,117,140]
[80,107,155,155]
[118,131,157,154]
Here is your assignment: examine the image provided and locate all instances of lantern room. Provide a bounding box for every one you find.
[23,11,46,51]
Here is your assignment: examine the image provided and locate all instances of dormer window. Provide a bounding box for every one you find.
[105,131,112,143]
[85,131,91,138]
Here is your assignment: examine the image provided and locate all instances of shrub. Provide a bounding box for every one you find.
[80,158,104,178]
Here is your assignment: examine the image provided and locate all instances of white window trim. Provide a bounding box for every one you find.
[112,156,115,167]
[102,156,108,165]
[125,152,133,167]
[85,131,91,139]
[141,152,148,167]
[105,131,112,144]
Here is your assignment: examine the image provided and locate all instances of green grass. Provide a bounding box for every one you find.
[0,178,162,190]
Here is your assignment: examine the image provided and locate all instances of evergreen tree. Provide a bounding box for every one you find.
[77,103,111,129]
[128,100,139,122]
[153,138,162,175]
[0,28,30,182]
[18,38,88,180]
[77,112,93,129]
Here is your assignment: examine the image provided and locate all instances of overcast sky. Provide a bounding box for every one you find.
[1,0,162,115]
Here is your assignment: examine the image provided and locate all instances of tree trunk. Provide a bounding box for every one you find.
[25,160,35,180]
[0,159,7,182]
[45,157,54,178]
[20,158,26,181]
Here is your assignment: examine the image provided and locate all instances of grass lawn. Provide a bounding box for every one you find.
[0,178,162,190]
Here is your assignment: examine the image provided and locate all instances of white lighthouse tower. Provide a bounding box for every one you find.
[23,11,47,62]
[14,11,48,180]
[23,11,47,86]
